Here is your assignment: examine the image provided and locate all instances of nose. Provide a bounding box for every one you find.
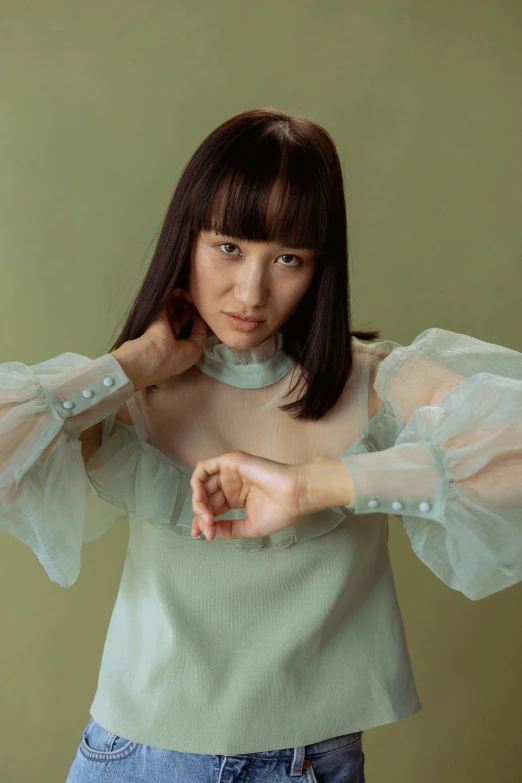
[233,263,269,309]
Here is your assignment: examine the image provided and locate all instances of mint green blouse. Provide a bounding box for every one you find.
[1,326,521,754]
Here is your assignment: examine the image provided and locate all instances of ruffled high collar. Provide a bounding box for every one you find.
[194,329,297,389]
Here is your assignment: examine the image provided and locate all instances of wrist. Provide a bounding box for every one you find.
[297,457,354,516]
[110,339,160,393]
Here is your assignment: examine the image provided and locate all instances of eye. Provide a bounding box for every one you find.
[218,242,239,256]
[277,254,301,267]
[217,243,302,267]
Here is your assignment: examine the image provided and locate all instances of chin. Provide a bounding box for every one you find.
[213,324,269,347]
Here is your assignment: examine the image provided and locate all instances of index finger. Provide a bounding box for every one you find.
[190,462,213,503]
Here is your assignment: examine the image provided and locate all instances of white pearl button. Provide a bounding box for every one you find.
[391,500,404,512]
[82,388,94,398]
[62,400,75,409]
[419,500,432,513]
[368,498,380,509]
[103,376,114,387]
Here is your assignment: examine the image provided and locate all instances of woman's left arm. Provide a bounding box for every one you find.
[303,328,522,601]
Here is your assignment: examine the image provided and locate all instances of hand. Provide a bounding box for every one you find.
[189,450,308,541]
[141,287,209,382]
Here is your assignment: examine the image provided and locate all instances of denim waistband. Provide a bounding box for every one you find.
[229,730,363,767]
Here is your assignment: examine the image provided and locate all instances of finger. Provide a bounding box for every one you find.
[190,459,235,523]
[192,458,221,484]
[196,501,213,526]
[190,464,211,498]
[193,472,220,498]
[206,488,227,516]
[191,473,211,522]
[176,288,193,303]
[169,303,199,337]
[197,473,221,499]
[167,290,191,316]
[171,287,192,303]
[192,481,225,525]
[191,516,203,538]
[197,493,235,540]
[192,497,229,542]
[192,514,210,540]
[195,512,237,542]
[194,490,219,520]
[167,292,205,338]
[195,518,209,541]
[191,490,212,524]
[195,514,213,541]
[186,312,208,345]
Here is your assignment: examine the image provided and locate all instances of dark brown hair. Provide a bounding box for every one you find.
[109,107,380,421]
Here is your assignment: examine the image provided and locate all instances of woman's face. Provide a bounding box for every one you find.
[188,229,317,347]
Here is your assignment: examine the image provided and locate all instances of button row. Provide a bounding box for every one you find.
[367,498,432,513]
[61,376,115,410]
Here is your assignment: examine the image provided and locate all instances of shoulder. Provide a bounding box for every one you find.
[357,330,469,423]
[351,337,392,421]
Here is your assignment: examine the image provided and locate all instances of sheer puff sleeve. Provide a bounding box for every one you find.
[341,328,522,601]
[0,352,135,588]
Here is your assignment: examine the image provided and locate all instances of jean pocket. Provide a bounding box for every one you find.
[332,730,363,751]
[80,717,139,760]
[306,733,365,783]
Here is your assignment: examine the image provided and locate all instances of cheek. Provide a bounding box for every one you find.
[190,258,224,306]
[194,264,218,292]
[288,272,314,302]
[278,272,315,314]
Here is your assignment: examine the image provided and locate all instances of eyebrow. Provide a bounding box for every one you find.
[209,230,313,253]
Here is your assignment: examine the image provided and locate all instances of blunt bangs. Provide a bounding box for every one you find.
[189,137,330,256]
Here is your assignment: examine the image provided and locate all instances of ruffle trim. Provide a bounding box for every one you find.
[86,421,354,550]
[200,330,283,366]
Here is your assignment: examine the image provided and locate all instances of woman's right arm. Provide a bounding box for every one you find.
[0,293,208,588]
[0,343,156,588]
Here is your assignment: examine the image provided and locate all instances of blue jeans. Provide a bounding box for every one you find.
[66,716,365,782]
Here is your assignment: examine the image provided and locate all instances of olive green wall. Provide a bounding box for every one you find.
[1,1,521,780]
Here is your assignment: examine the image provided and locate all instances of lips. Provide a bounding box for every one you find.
[225,313,264,322]
[224,313,263,331]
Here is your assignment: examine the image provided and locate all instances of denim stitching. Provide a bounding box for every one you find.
[79,738,139,762]
[227,733,362,760]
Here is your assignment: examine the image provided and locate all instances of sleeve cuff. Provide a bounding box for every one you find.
[340,440,448,520]
[39,353,135,435]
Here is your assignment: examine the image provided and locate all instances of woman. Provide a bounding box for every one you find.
[1,107,521,783]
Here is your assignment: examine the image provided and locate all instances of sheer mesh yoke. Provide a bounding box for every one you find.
[85,335,375,551]
[1,327,522,599]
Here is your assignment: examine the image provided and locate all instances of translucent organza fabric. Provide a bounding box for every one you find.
[1,326,521,599]
[341,328,522,600]
[0,352,134,587]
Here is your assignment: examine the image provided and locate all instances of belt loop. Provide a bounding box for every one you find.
[106,731,119,752]
[290,745,306,776]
